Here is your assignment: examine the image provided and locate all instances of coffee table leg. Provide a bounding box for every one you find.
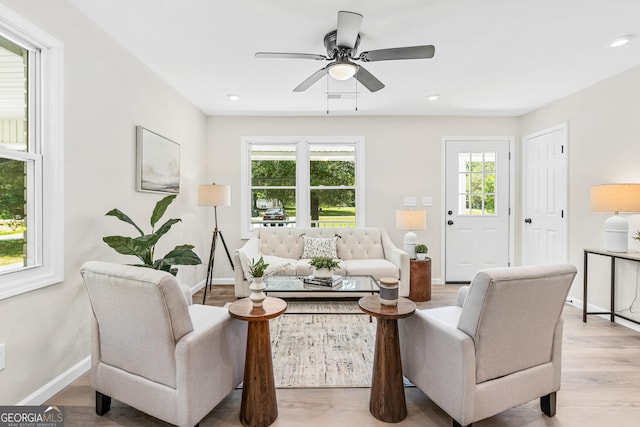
[370,318,407,423]
[240,320,278,427]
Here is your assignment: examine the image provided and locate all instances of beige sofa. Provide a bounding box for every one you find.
[234,227,409,298]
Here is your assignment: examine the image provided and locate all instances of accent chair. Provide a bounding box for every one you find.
[80,261,247,427]
[398,263,577,427]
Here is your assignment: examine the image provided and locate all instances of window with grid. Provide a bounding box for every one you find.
[457,152,497,215]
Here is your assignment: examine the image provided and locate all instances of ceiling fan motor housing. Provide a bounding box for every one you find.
[324,30,360,59]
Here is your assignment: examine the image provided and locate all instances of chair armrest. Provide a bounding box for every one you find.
[175,306,247,424]
[456,285,470,307]
[399,307,476,424]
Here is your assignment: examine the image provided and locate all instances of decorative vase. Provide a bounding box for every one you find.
[379,277,399,306]
[313,268,333,279]
[416,253,428,261]
[249,276,266,307]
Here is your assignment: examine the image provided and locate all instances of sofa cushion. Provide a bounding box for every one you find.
[301,235,338,259]
[343,259,399,280]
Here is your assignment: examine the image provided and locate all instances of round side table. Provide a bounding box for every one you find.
[228,297,287,427]
[358,295,416,423]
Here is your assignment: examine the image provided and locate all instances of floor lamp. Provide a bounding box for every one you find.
[198,184,234,304]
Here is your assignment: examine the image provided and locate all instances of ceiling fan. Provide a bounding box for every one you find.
[255,11,435,93]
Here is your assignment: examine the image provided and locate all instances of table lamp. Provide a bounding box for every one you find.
[590,184,640,252]
[396,209,427,259]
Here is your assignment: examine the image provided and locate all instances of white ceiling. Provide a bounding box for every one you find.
[69,0,640,117]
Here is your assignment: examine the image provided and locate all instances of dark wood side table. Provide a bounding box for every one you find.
[409,258,432,302]
[358,295,416,423]
[228,297,287,427]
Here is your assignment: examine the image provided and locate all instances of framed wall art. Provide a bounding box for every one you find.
[136,126,180,194]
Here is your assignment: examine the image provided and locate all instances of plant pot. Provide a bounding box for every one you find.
[249,277,266,307]
[313,268,333,279]
[416,253,428,261]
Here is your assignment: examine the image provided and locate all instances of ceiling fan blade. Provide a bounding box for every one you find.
[354,65,385,92]
[255,52,327,60]
[359,45,435,62]
[293,67,328,92]
[336,11,363,49]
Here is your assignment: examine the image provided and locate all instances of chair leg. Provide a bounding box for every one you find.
[540,392,557,417]
[453,419,472,427]
[95,391,111,416]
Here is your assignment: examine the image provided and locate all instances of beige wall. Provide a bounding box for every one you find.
[206,115,520,282]
[521,64,640,306]
[0,0,208,404]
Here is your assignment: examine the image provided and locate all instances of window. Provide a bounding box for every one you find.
[0,5,63,299]
[241,137,364,237]
[457,151,496,215]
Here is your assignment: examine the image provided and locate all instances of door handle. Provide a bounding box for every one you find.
[447,220,454,225]
[524,218,532,224]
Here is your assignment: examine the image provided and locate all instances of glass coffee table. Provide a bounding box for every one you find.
[263,275,379,315]
[264,275,379,295]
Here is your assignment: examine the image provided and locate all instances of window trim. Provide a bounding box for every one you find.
[0,4,64,300]
[241,136,365,239]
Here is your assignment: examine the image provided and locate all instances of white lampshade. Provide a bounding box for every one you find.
[198,184,231,207]
[591,184,640,252]
[328,62,357,81]
[396,209,427,258]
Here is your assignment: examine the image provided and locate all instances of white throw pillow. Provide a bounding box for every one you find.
[301,236,338,259]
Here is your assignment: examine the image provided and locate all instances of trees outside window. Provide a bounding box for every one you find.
[241,137,364,237]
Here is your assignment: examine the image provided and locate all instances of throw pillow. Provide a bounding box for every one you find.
[301,236,338,259]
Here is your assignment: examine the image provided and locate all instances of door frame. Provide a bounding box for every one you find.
[441,136,516,283]
[521,122,569,264]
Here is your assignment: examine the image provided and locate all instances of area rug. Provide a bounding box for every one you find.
[270,301,376,388]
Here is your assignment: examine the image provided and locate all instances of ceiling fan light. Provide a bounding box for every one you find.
[609,35,634,48]
[328,62,357,81]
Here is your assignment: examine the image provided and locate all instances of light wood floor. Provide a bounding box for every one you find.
[47,285,640,426]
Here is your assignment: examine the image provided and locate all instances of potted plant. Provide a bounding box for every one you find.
[309,256,340,278]
[102,194,202,276]
[415,244,429,261]
[248,256,269,307]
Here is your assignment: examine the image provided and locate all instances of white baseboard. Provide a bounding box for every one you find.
[17,356,90,405]
[566,298,640,333]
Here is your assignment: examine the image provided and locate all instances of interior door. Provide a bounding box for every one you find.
[522,124,568,265]
[445,139,511,282]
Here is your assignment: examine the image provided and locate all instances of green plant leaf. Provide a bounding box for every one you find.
[152,218,182,242]
[150,195,177,228]
[103,236,149,262]
[105,209,144,235]
[160,244,203,266]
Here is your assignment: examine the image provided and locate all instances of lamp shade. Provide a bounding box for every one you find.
[590,184,640,213]
[198,184,231,207]
[396,209,427,231]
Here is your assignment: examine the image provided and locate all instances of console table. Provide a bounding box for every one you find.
[583,248,640,325]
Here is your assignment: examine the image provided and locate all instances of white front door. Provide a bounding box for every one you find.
[522,124,568,265]
[445,138,511,282]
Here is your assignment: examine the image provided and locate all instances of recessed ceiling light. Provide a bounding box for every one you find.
[609,35,634,48]
[427,94,440,101]
[227,94,240,101]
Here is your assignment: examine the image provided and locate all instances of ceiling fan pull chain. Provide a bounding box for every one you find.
[355,76,358,111]
[326,71,330,115]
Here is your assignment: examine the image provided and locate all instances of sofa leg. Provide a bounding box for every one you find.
[453,419,472,427]
[540,392,557,417]
[95,391,111,416]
